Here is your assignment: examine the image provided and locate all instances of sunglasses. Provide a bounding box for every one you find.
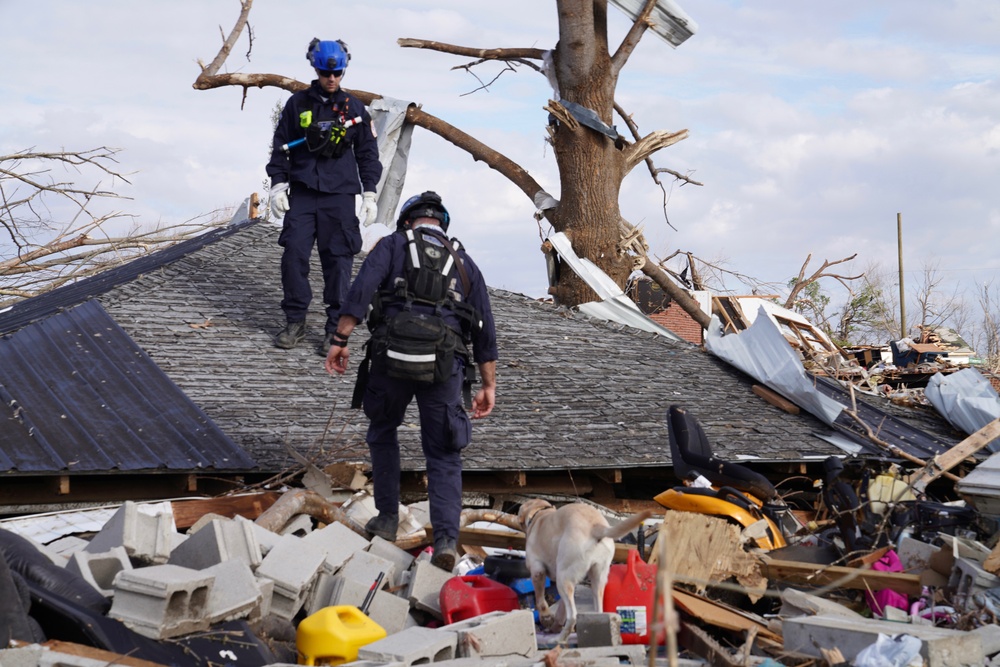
[317,69,344,78]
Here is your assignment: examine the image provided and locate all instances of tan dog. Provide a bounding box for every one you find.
[518,498,652,643]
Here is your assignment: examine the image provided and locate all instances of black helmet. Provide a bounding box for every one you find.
[396,191,450,231]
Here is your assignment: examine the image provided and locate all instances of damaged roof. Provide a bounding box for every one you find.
[1,219,963,485]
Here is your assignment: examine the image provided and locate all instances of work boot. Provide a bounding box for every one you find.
[319,332,336,357]
[365,513,399,542]
[274,321,306,349]
[431,537,457,572]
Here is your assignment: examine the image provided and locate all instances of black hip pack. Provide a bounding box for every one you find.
[382,310,459,384]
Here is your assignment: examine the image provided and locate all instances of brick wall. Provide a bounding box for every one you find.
[650,302,703,345]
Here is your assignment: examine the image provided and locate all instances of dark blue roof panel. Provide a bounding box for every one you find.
[0,299,256,473]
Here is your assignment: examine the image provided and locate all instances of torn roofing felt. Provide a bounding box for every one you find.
[0,299,256,473]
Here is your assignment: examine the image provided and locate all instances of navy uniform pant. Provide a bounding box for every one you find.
[278,186,362,332]
[362,363,473,543]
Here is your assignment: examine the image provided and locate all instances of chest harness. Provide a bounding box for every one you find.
[296,96,361,159]
[352,228,482,409]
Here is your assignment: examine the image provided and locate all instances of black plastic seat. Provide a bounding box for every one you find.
[667,405,778,503]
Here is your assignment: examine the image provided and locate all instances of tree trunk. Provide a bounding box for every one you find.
[548,0,630,306]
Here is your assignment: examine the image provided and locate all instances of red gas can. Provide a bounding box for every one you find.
[439,575,520,624]
[603,549,659,644]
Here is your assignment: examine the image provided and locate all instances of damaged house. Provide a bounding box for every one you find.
[3,215,1000,665]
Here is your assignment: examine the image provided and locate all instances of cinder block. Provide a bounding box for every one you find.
[406,558,453,618]
[279,513,313,537]
[576,611,622,648]
[108,564,213,639]
[203,559,263,624]
[65,546,131,597]
[358,626,457,665]
[255,534,328,621]
[301,520,371,571]
[783,614,982,666]
[898,536,941,573]
[441,609,537,658]
[555,646,648,666]
[168,518,261,571]
[236,515,281,557]
[85,501,176,565]
[309,573,410,635]
[367,536,416,589]
[950,556,1000,611]
[339,550,397,594]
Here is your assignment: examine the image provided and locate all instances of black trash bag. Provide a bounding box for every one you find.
[0,527,108,614]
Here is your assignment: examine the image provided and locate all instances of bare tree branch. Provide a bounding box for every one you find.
[397,38,548,62]
[610,0,656,77]
[783,253,861,310]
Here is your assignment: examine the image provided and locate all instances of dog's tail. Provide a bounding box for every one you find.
[595,509,654,542]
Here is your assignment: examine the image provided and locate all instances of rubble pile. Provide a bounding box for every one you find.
[3,451,1000,666]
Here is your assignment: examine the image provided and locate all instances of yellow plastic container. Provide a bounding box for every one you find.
[296,605,387,666]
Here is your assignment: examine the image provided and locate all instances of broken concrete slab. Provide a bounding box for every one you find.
[440,609,537,659]
[783,613,983,666]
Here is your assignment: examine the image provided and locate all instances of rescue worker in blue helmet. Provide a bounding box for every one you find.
[325,191,497,571]
[266,38,383,355]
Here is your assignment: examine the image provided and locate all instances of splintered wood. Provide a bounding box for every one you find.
[651,511,766,602]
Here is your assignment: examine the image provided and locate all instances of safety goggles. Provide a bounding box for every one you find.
[317,69,344,79]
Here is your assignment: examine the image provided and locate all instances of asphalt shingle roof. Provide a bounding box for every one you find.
[88,220,852,473]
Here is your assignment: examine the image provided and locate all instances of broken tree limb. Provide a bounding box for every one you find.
[622,129,689,175]
[638,260,712,330]
[254,488,368,537]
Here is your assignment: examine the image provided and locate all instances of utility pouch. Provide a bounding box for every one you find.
[382,310,456,384]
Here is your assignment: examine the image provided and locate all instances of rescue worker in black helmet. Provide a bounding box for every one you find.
[325,191,498,572]
[266,38,383,355]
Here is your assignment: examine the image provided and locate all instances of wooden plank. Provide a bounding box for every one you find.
[752,384,800,414]
[907,418,1000,492]
[760,557,922,597]
[673,590,780,643]
[42,640,169,667]
[171,491,281,529]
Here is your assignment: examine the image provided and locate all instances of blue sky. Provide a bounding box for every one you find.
[2,1,999,316]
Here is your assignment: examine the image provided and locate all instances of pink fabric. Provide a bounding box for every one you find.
[865,549,909,616]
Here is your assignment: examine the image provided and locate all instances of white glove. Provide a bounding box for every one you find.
[359,192,378,226]
[269,182,290,219]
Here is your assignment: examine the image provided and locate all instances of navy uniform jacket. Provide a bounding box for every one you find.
[266,81,382,195]
[341,227,498,366]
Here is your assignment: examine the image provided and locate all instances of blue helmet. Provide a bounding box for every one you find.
[306,38,349,72]
[396,191,450,231]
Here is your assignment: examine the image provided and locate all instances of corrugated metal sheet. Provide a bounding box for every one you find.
[0,299,256,473]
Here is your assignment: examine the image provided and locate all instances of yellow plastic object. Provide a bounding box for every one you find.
[653,488,785,550]
[296,605,387,666]
[868,473,916,515]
